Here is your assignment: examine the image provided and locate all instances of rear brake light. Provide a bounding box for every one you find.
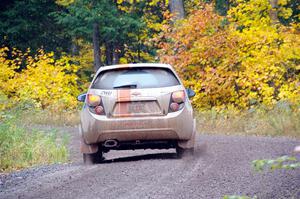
[170,102,180,112]
[169,90,185,112]
[87,94,105,115]
[171,90,185,103]
[94,105,104,115]
[87,94,101,106]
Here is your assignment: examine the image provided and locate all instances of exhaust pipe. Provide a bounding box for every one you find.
[103,139,118,148]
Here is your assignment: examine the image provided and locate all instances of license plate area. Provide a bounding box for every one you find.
[112,101,162,117]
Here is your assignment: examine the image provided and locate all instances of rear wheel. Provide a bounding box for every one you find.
[83,148,104,164]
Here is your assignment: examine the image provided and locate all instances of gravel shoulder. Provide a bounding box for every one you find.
[0,127,299,199]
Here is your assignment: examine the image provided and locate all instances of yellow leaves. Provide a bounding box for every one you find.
[55,0,74,6]
[278,8,293,19]
[117,0,168,6]
[0,47,19,96]
[228,0,271,28]
[158,2,300,111]
[278,82,300,104]
[278,0,289,6]
[0,47,80,110]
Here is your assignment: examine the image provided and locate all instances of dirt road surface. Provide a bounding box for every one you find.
[0,127,299,199]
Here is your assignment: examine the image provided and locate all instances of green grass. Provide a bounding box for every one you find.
[0,112,69,172]
[0,97,80,127]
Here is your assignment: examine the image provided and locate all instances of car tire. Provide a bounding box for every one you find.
[83,148,104,164]
[176,147,194,158]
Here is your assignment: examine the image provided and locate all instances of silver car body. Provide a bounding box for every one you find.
[79,63,196,154]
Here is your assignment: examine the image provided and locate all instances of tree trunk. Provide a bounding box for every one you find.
[137,34,141,62]
[169,0,185,20]
[269,0,279,24]
[93,22,101,72]
[112,44,119,65]
[105,42,112,65]
[70,41,79,56]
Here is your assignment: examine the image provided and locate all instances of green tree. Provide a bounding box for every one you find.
[53,0,143,71]
[117,0,168,63]
[0,0,71,53]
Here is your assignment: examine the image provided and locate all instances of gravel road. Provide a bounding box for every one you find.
[0,127,299,199]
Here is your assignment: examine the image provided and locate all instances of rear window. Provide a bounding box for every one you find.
[92,67,180,89]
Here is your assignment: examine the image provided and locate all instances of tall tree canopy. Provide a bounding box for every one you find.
[0,0,71,52]
[54,0,142,70]
[53,0,168,70]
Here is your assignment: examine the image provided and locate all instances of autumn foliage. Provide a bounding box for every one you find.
[159,2,300,111]
[1,0,299,113]
[0,47,80,110]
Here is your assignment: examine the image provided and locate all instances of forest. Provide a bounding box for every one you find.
[0,0,299,113]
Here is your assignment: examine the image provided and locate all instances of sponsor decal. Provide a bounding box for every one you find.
[100,91,112,96]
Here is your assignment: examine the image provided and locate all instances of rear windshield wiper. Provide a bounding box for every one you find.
[113,84,137,89]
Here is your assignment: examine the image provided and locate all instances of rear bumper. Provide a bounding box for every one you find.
[80,106,194,145]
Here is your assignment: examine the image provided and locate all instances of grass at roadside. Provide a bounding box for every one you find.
[0,111,70,172]
[19,108,80,127]
[196,102,300,138]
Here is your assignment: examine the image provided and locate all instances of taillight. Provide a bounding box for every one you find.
[94,105,104,115]
[169,90,185,112]
[87,94,101,106]
[171,90,185,103]
[87,94,105,115]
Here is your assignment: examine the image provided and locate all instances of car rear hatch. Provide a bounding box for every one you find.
[112,88,168,117]
[90,66,182,118]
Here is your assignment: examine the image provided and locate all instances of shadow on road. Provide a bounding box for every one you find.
[100,152,178,164]
[94,143,208,164]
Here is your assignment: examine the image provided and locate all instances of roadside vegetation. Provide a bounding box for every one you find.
[0,0,299,171]
[196,102,300,138]
[0,107,69,172]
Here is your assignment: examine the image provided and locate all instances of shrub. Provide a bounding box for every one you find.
[0,47,80,111]
[253,155,300,172]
